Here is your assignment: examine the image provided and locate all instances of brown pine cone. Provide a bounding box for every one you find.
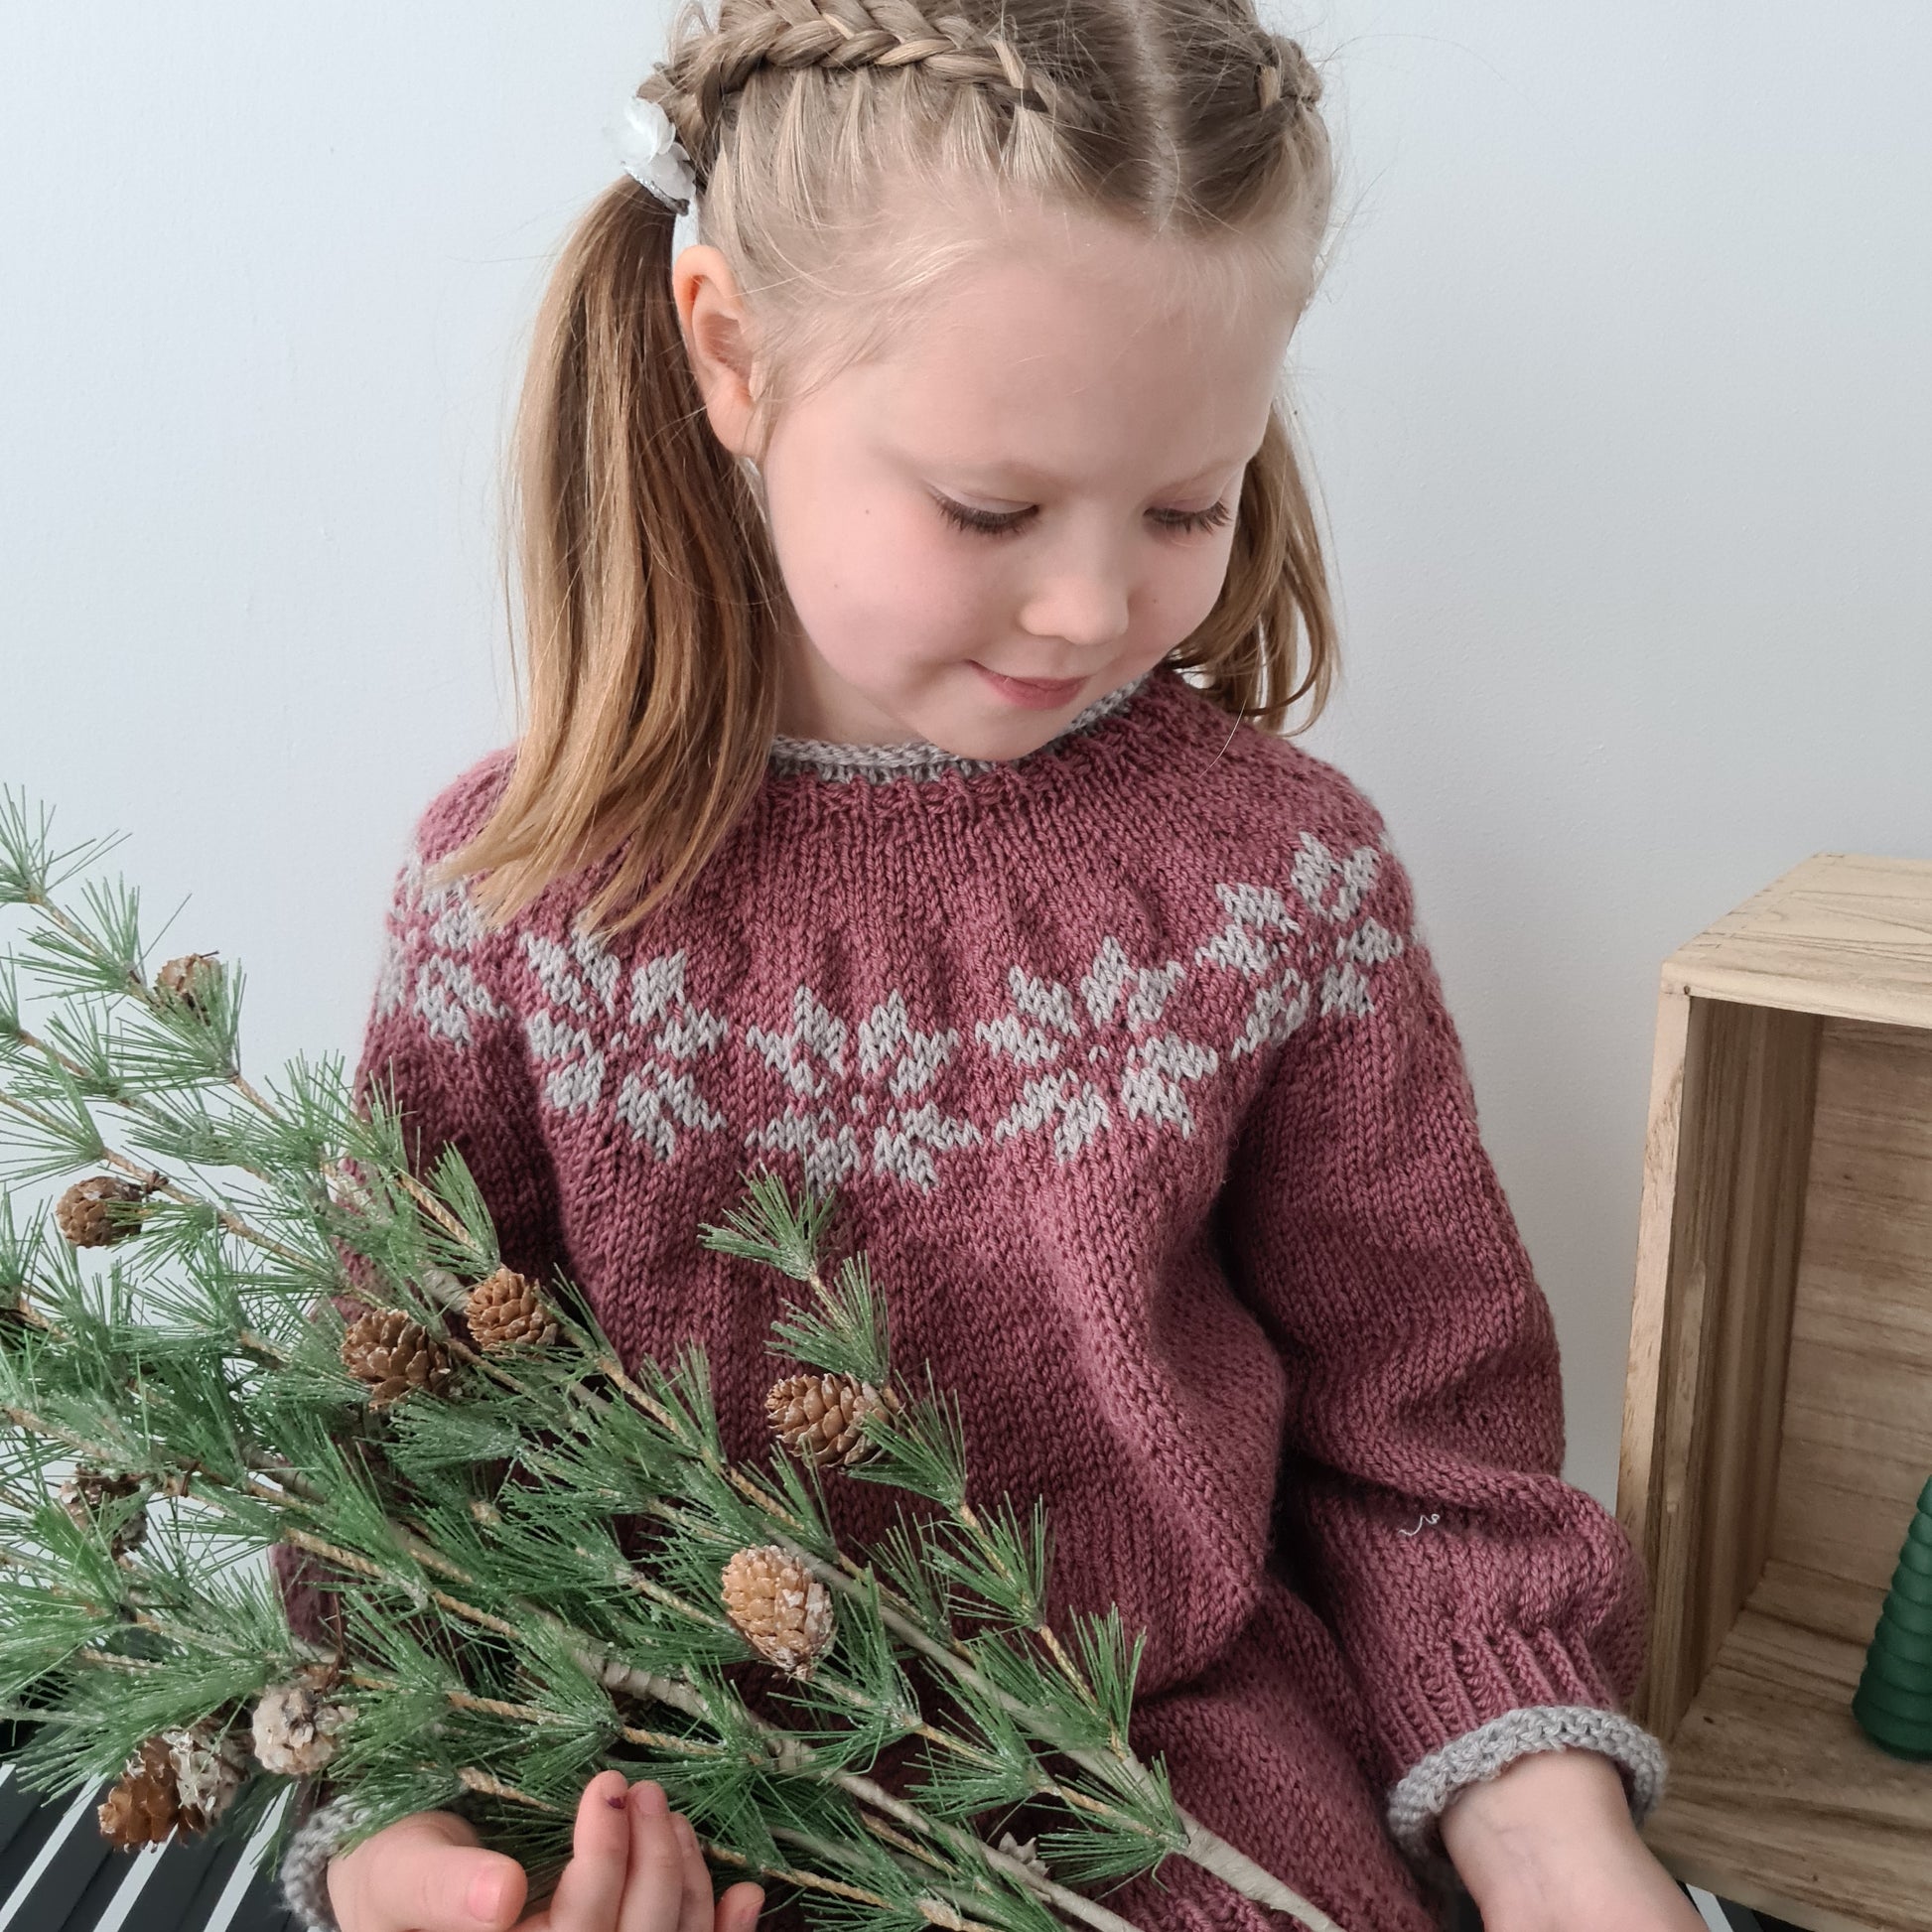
[58,1469,148,1558]
[155,952,222,1016]
[250,1680,349,1776]
[341,1310,451,1408]
[721,1544,835,1678]
[765,1371,903,1468]
[55,1175,148,1248]
[163,1721,248,1833]
[96,1738,178,1850]
[465,1266,557,1352]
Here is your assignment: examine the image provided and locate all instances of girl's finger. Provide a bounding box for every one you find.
[543,1772,634,1932]
[666,1813,713,1932]
[618,1781,687,1932]
[330,1813,526,1932]
[717,1879,766,1932]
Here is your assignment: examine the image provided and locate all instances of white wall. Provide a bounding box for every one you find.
[4,3,1928,1502]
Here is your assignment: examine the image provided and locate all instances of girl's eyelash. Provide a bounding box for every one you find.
[931,494,1234,538]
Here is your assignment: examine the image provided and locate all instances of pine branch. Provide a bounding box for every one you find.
[0,797,1341,1932]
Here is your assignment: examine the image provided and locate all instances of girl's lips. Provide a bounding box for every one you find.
[971,662,1086,710]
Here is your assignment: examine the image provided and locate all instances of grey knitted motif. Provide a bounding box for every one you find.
[766,669,1150,782]
[503,851,1400,1191]
[1385,1704,1668,1863]
[371,845,506,1050]
[280,1795,368,1932]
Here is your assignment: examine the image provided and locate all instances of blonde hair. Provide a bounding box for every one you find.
[446,0,1338,937]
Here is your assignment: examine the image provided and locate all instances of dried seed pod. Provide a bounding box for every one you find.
[464,1267,557,1352]
[96,1738,178,1850]
[250,1680,349,1777]
[340,1310,451,1408]
[721,1544,835,1678]
[58,1468,148,1558]
[765,1371,903,1468]
[55,1175,148,1248]
[997,1833,1050,1882]
[163,1721,249,1832]
[155,952,222,1016]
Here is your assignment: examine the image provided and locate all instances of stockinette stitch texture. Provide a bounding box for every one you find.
[279,665,1660,1932]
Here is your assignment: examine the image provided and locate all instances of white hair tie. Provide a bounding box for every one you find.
[611,94,697,212]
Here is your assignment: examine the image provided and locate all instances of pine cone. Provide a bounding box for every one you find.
[465,1267,556,1352]
[765,1371,903,1468]
[155,952,222,1016]
[721,1544,835,1678]
[250,1680,349,1776]
[341,1310,451,1408]
[55,1175,148,1248]
[96,1738,178,1850]
[163,1721,248,1833]
[58,1468,147,1558]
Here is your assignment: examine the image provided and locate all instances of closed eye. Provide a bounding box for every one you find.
[930,493,1235,539]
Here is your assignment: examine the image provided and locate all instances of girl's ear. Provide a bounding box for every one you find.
[672,244,760,461]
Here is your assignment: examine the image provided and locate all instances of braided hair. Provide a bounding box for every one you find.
[447,0,1337,938]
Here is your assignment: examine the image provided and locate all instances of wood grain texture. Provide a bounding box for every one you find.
[1666,853,1932,1030]
[1621,995,1820,1733]
[1618,854,1932,1928]
[1642,1587,1932,1932]
[1769,1018,1932,1606]
[1618,984,1691,1571]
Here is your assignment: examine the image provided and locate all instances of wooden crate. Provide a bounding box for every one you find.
[1618,852,1932,1932]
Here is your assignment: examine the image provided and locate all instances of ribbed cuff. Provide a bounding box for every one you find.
[1377,1625,1628,1776]
[281,1795,368,1932]
[1385,1704,1668,1861]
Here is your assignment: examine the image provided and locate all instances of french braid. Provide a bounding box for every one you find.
[639,0,1314,192]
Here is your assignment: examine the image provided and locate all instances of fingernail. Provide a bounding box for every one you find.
[607,1789,628,1810]
[634,1780,667,1813]
[467,1867,512,1922]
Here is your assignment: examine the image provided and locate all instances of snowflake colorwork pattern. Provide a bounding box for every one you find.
[373,848,505,1049]
[387,850,1410,1189]
[975,937,1220,1163]
[744,988,983,1194]
[519,926,729,1161]
[1197,834,1406,1055]
[1291,833,1408,1017]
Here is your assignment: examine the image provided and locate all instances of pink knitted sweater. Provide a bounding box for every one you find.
[286,665,1661,1932]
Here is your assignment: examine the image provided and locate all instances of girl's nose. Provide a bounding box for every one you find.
[1015,559,1132,653]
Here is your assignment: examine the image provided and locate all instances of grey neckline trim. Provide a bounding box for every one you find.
[767,671,1153,783]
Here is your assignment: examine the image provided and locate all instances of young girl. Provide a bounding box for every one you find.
[284,3,1704,1929]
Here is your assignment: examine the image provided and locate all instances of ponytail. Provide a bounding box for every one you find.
[440,179,784,938]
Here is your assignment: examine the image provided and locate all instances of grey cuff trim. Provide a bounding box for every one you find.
[281,1796,368,1932]
[1386,1705,1668,1862]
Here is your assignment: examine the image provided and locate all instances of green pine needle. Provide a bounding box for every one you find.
[698,1169,838,1282]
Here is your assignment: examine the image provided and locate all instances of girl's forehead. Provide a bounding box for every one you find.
[848,218,1299,428]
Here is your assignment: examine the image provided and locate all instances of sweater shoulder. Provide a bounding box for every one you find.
[405,744,519,872]
[1149,675,1398,874]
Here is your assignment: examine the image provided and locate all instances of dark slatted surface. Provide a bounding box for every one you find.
[0,1758,1804,1932]
[0,1768,299,1932]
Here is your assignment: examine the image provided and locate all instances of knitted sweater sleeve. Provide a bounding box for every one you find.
[1219,797,1662,1862]
[277,805,569,1932]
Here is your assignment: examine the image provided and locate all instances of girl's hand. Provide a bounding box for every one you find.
[326,1772,766,1932]
[1438,1749,1703,1932]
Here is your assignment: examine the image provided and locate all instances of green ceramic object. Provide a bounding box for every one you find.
[1854,1474,1932,1761]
